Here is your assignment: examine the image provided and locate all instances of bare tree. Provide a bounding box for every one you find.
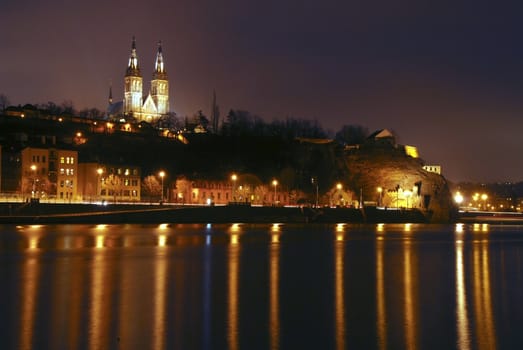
[141,175,162,202]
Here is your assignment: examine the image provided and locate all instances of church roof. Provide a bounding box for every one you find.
[107,101,123,116]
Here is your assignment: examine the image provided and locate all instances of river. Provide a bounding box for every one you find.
[1,223,523,349]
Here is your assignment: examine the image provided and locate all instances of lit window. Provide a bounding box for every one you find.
[60,157,65,164]
[60,168,65,175]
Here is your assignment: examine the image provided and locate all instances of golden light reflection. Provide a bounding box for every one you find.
[336,223,346,232]
[230,223,241,233]
[376,237,387,350]
[403,239,418,350]
[158,235,167,247]
[269,232,281,350]
[455,223,464,233]
[334,236,346,350]
[158,223,169,230]
[153,250,167,349]
[472,240,497,349]
[377,223,385,232]
[404,223,412,232]
[96,224,107,230]
[271,223,281,232]
[88,251,107,349]
[20,257,40,350]
[95,235,105,249]
[28,235,40,250]
[482,223,489,232]
[231,234,239,245]
[271,232,280,244]
[455,239,471,350]
[228,235,240,350]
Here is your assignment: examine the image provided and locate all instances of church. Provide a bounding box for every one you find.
[108,37,170,122]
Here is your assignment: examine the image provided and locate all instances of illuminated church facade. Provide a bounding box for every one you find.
[108,37,170,122]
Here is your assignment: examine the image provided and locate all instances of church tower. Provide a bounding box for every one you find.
[124,36,143,116]
[150,41,169,115]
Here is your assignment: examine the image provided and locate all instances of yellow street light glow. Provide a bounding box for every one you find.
[454,192,464,204]
[336,183,342,190]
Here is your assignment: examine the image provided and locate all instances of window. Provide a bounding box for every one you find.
[60,157,65,164]
[60,168,65,175]
[60,181,64,188]
[42,156,46,163]
[124,179,129,186]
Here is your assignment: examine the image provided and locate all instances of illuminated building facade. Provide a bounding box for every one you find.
[77,162,141,203]
[111,37,169,123]
[20,146,78,200]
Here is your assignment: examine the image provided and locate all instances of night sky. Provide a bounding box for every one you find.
[2,0,523,183]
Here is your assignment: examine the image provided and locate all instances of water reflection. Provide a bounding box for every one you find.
[5,223,523,349]
[19,256,40,349]
[375,231,387,350]
[89,248,108,349]
[403,237,418,350]
[228,228,240,350]
[269,230,280,350]
[334,230,346,350]
[153,248,167,349]
[455,236,470,350]
[473,239,497,349]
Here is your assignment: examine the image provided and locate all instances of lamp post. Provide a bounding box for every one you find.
[272,179,278,206]
[481,193,488,211]
[336,183,342,206]
[30,164,37,198]
[97,168,103,202]
[377,187,383,207]
[231,173,237,202]
[159,171,165,203]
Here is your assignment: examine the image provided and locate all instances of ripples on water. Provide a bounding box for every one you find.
[2,223,523,349]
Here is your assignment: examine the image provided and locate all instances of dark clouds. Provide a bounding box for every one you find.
[2,0,523,182]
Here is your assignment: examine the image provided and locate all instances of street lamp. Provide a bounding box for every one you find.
[97,168,103,202]
[481,193,488,210]
[377,187,383,206]
[272,179,278,206]
[231,173,237,202]
[30,164,37,198]
[159,171,165,203]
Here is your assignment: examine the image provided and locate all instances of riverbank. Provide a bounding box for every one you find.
[0,202,432,224]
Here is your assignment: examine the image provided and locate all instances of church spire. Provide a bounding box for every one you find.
[108,82,113,104]
[126,36,141,77]
[153,40,167,80]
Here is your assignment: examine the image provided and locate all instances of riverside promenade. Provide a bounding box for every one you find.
[0,202,431,224]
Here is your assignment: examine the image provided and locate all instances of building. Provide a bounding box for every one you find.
[77,163,141,203]
[108,37,169,123]
[20,146,78,201]
[174,177,294,206]
[423,165,442,175]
